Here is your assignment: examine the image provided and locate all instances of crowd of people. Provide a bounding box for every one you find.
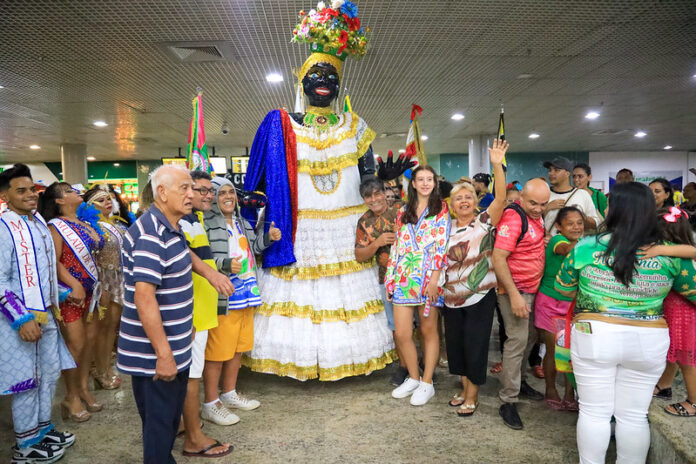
[2,148,696,464]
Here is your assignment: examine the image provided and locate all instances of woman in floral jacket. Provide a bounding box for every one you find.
[385,165,450,406]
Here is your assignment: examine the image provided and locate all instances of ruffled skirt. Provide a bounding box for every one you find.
[243,166,395,380]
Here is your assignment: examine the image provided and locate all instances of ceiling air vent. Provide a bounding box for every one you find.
[159,41,234,63]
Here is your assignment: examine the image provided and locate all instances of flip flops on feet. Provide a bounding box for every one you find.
[457,403,478,417]
[182,440,233,458]
[448,395,465,407]
[545,398,564,411]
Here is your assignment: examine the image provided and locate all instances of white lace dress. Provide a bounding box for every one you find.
[244,111,396,380]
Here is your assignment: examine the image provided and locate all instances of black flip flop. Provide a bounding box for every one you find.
[182,440,233,458]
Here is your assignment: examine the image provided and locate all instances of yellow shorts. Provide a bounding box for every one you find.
[205,308,254,362]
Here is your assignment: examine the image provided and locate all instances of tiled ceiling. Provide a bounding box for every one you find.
[0,0,695,163]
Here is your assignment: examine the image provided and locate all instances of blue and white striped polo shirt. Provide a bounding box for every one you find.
[117,205,194,377]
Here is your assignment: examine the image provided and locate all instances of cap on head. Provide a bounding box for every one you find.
[543,157,573,173]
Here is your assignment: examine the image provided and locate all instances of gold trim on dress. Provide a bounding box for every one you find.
[356,126,376,157]
[269,259,375,281]
[297,152,360,175]
[255,299,383,324]
[297,204,367,220]
[295,113,358,150]
[242,349,397,381]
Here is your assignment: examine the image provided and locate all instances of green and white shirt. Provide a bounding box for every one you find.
[555,235,696,320]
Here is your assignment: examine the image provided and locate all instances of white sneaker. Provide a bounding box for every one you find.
[391,377,421,399]
[200,401,240,426]
[221,392,261,411]
[410,380,435,406]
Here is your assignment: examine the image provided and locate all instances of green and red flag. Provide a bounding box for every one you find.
[187,92,213,173]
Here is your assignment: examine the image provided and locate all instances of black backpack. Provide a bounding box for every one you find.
[501,202,529,246]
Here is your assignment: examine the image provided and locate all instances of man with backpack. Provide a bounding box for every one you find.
[492,178,550,430]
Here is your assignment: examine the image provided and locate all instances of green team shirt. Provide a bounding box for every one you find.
[589,187,608,219]
[555,235,696,320]
[539,234,573,301]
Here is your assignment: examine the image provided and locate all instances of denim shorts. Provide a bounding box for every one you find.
[380,284,395,331]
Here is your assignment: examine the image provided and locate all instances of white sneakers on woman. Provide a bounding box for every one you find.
[410,380,435,406]
[392,377,420,398]
[391,377,435,406]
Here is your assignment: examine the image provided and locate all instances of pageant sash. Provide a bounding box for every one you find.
[0,211,48,317]
[49,218,99,283]
[49,218,102,316]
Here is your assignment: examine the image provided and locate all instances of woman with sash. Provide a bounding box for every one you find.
[38,182,104,422]
[84,185,130,390]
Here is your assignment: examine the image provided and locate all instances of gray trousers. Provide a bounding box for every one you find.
[498,293,537,403]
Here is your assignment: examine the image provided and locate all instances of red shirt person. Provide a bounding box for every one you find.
[492,178,550,431]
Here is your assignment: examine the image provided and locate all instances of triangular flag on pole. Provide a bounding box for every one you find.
[187,92,213,173]
[405,104,427,167]
[343,94,352,113]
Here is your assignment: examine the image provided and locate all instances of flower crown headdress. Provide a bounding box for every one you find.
[292,1,369,84]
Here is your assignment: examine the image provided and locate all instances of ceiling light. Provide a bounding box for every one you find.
[516,73,534,79]
[29,144,40,150]
[585,111,600,120]
[528,133,540,139]
[634,131,647,138]
[0,85,4,89]
[87,156,96,161]
[421,135,428,141]
[663,145,673,150]
[113,162,120,166]
[398,149,406,154]
[93,120,108,127]
[265,72,283,83]
[451,113,465,121]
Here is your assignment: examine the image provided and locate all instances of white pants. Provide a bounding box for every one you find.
[571,320,669,464]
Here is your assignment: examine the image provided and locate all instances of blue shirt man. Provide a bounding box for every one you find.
[116,165,195,464]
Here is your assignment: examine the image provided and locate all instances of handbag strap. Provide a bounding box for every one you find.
[564,297,576,348]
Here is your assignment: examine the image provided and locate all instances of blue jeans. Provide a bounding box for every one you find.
[380,284,395,331]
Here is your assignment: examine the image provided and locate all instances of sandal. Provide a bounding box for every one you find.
[664,399,696,417]
[456,402,478,417]
[182,440,233,458]
[545,398,564,411]
[448,395,465,407]
[561,399,579,412]
[653,385,672,400]
[490,362,502,374]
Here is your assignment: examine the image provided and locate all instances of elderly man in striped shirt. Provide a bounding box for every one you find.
[117,165,206,463]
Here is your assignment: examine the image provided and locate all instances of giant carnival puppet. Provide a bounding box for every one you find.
[241,1,414,381]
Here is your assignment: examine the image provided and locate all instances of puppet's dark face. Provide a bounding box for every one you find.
[302,63,340,107]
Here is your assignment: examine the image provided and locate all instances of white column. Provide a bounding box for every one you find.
[468,134,492,177]
[60,143,88,185]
